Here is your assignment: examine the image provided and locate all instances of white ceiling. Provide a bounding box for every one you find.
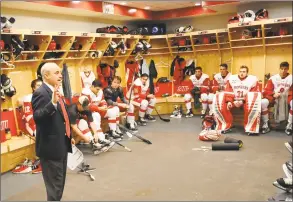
[107,1,202,11]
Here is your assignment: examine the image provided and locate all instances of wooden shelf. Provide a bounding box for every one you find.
[64,57,83,60]
[142,52,170,56]
[21,51,45,53]
[218,42,230,45]
[42,58,63,61]
[1,51,11,54]
[231,45,263,49]
[266,43,292,46]
[150,47,169,50]
[220,48,231,50]
[14,59,40,63]
[172,51,193,53]
[195,49,219,52]
[194,44,218,47]
[265,35,292,39]
[230,38,263,42]
[171,45,192,48]
[45,50,67,52]
[68,50,88,52]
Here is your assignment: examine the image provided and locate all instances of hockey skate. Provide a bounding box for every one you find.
[283,162,292,179]
[137,117,147,126]
[273,178,293,192]
[170,105,182,118]
[91,141,109,155]
[261,122,271,134]
[145,114,156,122]
[285,123,292,136]
[285,141,292,154]
[185,109,193,118]
[200,109,206,119]
[125,122,138,133]
[221,128,232,134]
[107,130,122,142]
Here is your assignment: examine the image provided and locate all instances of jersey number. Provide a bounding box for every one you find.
[237,91,244,98]
[24,106,31,113]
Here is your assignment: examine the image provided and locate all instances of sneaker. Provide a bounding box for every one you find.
[285,141,292,154]
[273,178,293,192]
[12,159,32,174]
[200,110,206,119]
[283,163,292,179]
[261,122,271,134]
[285,123,292,135]
[31,159,42,174]
[145,114,156,122]
[137,117,147,126]
[185,110,193,118]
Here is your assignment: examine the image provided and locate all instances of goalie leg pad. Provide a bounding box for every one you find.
[244,92,261,133]
[213,92,233,131]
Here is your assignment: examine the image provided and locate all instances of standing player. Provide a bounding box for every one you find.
[18,79,42,137]
[261,62,292,135]
[126,73,156,126]
[103,76,138,132]
[209,63,231,115]
[81,79,123,141]
[184,67,210,118]
[68,96,115,155]
[213,66,261,135]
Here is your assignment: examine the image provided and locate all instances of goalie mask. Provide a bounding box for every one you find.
[255,9,268,21]
[202,115,216,130]
[239,10,256,24]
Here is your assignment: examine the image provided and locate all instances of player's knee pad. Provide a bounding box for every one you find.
[106,107,117,118]
[261,98,269,111]
[140,100,149,109]
[213,92,232,130]
[77,119,89,131]
[208,93,214,102]
[201,93,208,102]
[92,112,101,123]
[149,98,156,106]
[184,93,192,101]
[128,103,134,113]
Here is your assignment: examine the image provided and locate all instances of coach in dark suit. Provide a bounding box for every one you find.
[32,62,74,201]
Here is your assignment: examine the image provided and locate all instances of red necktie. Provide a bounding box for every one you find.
[58,98,70,138]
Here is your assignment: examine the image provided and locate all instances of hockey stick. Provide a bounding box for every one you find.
[154,107,170,122]
[115,142,132,152]
[118,123,152,144]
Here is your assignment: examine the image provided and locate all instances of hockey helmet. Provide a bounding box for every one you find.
[175,26,185,33]
[198,129,221,141]
[255,9,268,21]
[202,115,216,130]
[239,10,256,24]
[228,15,240,24]
[183,25,193,33]
[109,41,117,49]
[135,42,144,52]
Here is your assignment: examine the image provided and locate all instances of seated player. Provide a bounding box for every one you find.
[209,63,231,115]
[126,73,156,126]
[213,65,261,135]
[68,96,115,154]
[184,66,210,118]
[103,76,138,132]
[261,62,292,135]
[81,79,123,141]
[18,79,43,136]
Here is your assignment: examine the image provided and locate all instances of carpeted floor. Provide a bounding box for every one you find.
[1,116,292,201]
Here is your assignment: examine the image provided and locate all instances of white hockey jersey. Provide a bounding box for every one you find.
[126,78,150,99]
[80,71,95,89]
[81,88,103,104]
[214,72,231,90]
[189,73,210,89]
[269,74,292,94]
[226,75,259,100]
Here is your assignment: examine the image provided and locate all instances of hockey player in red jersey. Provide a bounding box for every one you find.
[213,66,261,135]
[125,60,140,90]
[261,62,292,135]
[126,73,156,126]
[81,79,123,141]
[18,79,42,137]
[209,64,231,115]
[184,67,210,118]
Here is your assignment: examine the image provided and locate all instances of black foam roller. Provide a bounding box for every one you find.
[212,143,239,151]
[224,137,243,148]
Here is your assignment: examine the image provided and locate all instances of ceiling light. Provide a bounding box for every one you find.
[195,2,201,6]
[128,8,137,13]
[144,6,151,10]
[72,1,80,4]
[120,2,127,5]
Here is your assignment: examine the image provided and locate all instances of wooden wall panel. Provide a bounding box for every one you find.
[196,51,220,78]
[265,45,292,76]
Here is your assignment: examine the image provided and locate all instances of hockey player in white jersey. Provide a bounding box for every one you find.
[213,66,261,135]
[209,63,231,115]
[261,62,292,135]
[80,68,95,89]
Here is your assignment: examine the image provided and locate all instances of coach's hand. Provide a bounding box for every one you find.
[71,138,75,145]
[52,85,61,104]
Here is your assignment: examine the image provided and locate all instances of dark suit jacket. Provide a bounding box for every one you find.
[32,83,72,160]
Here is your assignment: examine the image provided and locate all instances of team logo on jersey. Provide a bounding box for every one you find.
[279,88,284,93]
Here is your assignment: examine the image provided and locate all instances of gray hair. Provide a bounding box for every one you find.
[41,62,58,81]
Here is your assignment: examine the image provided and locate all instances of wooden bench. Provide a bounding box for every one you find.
[1,136,36,173]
